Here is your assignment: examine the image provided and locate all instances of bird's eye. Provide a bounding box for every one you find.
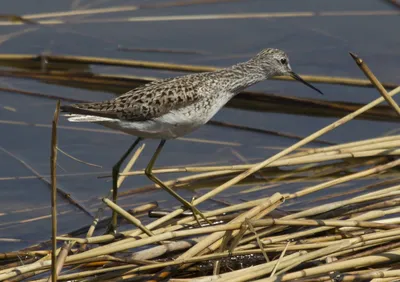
[280,58,287,64]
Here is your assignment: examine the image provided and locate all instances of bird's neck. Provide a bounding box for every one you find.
[215,61,268,94]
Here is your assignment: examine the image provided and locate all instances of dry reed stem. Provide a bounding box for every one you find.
[260,206,400,246]
[80,207,104,252]
[212,231,229,275]
[130,239,202,261]
[350,52,400,116]
[240,185,400,245]
[0,258,52,280]
[77,202,157,240]
[102,198,155,238]
[371,278,400,282]
[317,234,400,258]
[290,140,399,164]
[118,149,398,192]
[53,241,74,279]
[135,252,305,282]
[255,248,400,282]
[0,14,38,24]
[222,227,400,282]
[299,135,400,155]
[287,158,400,199]
[50,251,304,281]
[270,241,290,277]
[0,53,397,90]
[0,251,49,260]
[246,235,400,253]
[120,139,400,177]
[217,241,353,282]
[24,6,139,19]
[354,183,400,200]
[254,218,398,230]
[344,197,400,216]
[48,101,60,282]
[117,144,145,187]
[305,174,400,205]
[177,193,283,259]
[337,240,400,262]
[0,171,106,182]
[345,269,400,281]
[176,195,280,225]
[56,147,102,168]
[21,0,239,20]
[189,252,307,282]
[6,269,49,282]
[338,139,400,153]
[2,10,400,26]
[245,220,269,262]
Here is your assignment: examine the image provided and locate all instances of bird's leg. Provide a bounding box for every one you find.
[108,137,142,234]
[145,140,211,225]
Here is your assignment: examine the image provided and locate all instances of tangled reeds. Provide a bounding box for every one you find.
[1,47,400,282]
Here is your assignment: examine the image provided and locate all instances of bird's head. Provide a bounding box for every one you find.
[250,48,323,95]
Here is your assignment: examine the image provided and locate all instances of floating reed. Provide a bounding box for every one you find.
[1,10,400,26]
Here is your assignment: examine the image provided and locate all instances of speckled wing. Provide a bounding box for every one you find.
[60,75,204,121]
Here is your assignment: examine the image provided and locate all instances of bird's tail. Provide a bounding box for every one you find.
[60,104,117,121]
[64,114,114,123]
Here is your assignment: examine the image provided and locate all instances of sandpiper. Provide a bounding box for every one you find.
[61,48,323,231]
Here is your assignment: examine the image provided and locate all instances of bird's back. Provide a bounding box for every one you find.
[60,72,221,122]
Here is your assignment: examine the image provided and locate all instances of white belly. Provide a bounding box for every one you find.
[99,118,201,139]
[68,93,233,139]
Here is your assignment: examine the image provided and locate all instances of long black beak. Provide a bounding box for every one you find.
[290,71,323,95]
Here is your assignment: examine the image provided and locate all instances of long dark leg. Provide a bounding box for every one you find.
[108,137,142,233]
[145,140,211,224]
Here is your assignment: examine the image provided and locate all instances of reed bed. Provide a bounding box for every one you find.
[1,41,400,282]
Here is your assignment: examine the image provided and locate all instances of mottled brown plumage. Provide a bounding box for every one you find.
[61,75,205,121]
[61,49,289,122]
[61,48,321,139]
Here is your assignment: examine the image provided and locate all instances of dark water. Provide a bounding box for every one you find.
[0,0,399,252]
